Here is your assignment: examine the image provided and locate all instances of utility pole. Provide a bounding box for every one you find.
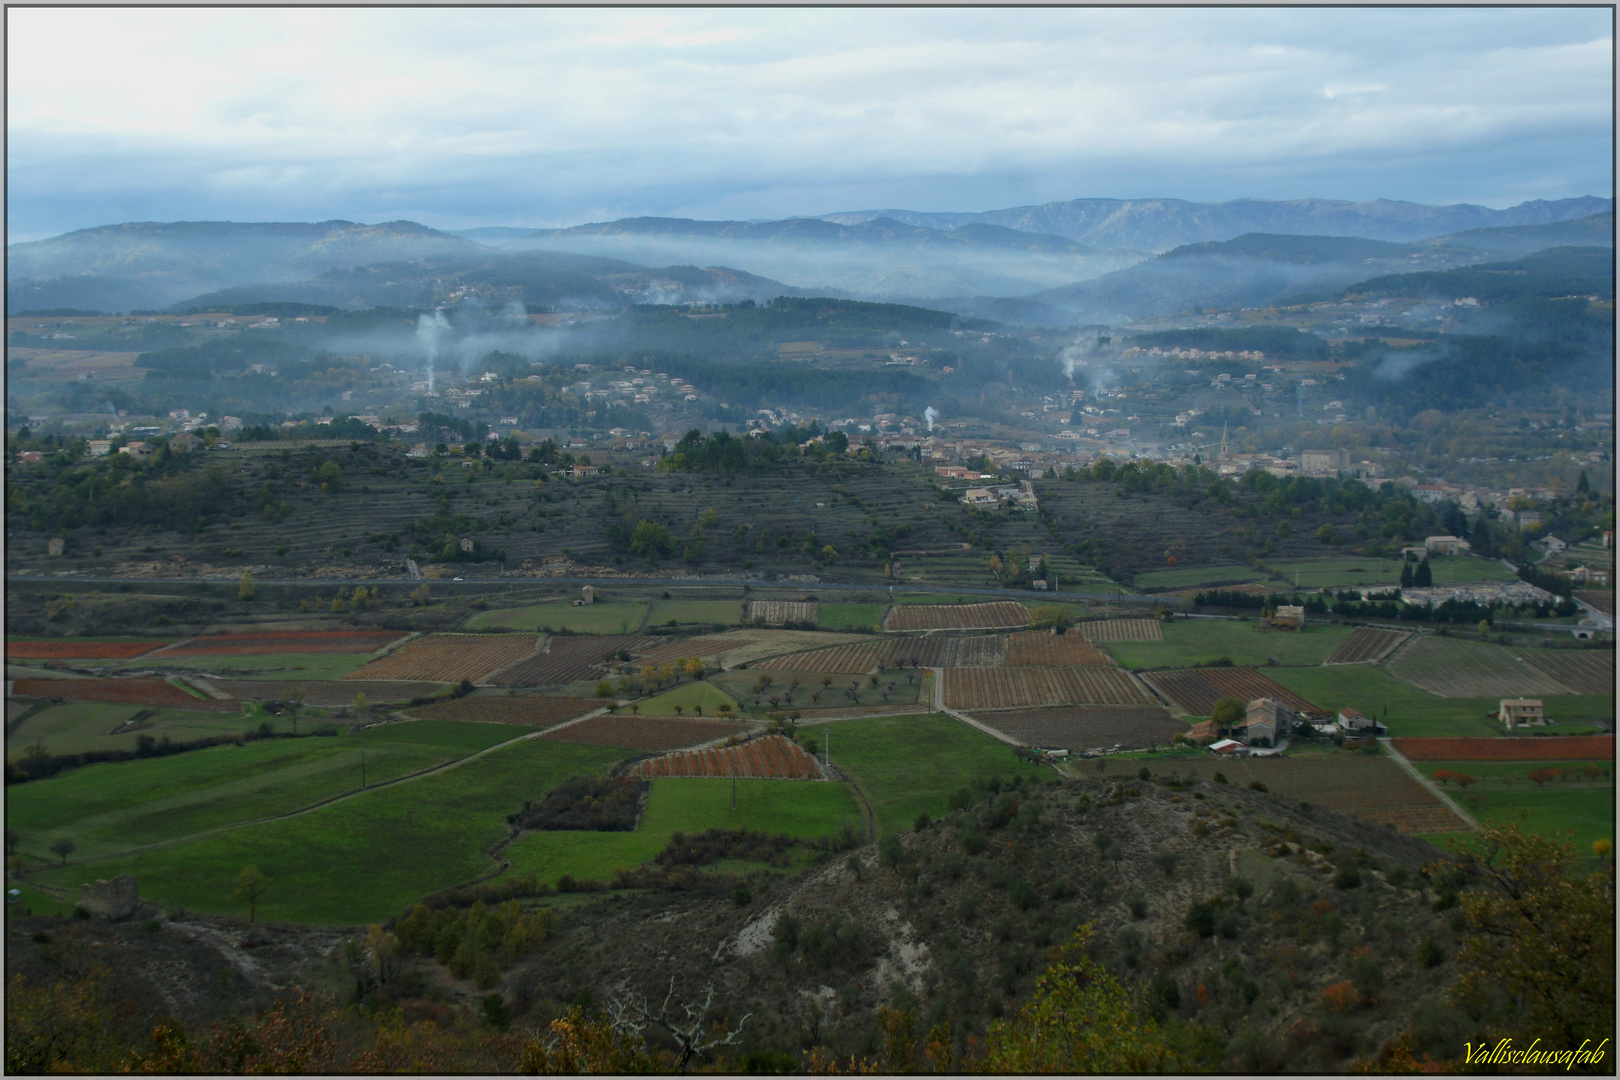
[361,750,366,789]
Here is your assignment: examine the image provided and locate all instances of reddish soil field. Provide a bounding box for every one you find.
[943,667,1149,710]
[1162,756,1471,833]
[9,678,240,712]
[629,734,824,779]
[1004,630,1113,666]
[541,714,748,750]
[154,631,405,657]
[884,602,1030,632]
[970,705,1184,750]
[1141,668,1321,717]
[213,680,441,706]
[638,637,752,665]
[497,636,656,687]
[344,634,538,684]
[1075,619,1163,643]
[6,639,169,660]
[1324,628,1410,666]
[1393,735,1615,762]
[755,641,895,674]
[406,696,599,726]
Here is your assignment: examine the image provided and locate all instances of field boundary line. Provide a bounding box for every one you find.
[930,666,1022,747]
[1374,630,1424,668]
[1382,739,1479,832]
[47,708,614,868]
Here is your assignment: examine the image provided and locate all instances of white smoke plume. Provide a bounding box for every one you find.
[1058,333,1122,391]
[924,406,939,431]
[415,309,451,392]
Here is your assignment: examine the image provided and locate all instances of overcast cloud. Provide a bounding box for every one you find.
[6,7,1613,240]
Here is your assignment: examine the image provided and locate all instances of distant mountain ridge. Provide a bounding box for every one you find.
[819,196,1612,251]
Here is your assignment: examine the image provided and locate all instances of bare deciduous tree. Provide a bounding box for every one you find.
[608,979,752,1072]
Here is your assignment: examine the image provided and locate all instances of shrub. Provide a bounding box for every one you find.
[879,835,905,869]
[1350,953,1384,995]
[1334,866,1363,890]
[731,886,752,907]
[1213,771,1229,785]
[1152,850,1180,877]
[959,830,986,855]
[1008,879,1040,911]
[1248,781,1269,793]
[1417,938,1445,969]
[1125,888,1148,919]
[1321,980,1358,1012]
[1186,899,1221,938]
[1217,911,1242,939]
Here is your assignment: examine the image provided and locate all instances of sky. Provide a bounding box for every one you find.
[6,7,1614,241]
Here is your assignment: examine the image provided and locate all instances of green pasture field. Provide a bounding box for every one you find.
[4,885,80,917]
[1105,618,1352,670]
[1266,665,1615,737]
[1269,555,1515,589]
[467,601,647,634]
[29,739,627,925]
[817,603,890,631]
[1133,564,1270,590]
[634,680,741,715]
[498,776,859,887]
[647,599,741,627]
[1421,773,1613,857]
[829,713,1034,837]
[5,701,263,762]
[9,721,523,864]
[117,654,370,679]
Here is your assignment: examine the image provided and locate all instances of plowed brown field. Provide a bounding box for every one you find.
[743,600,817,626]
[1393,735,1614,762]
[885,602,1030,632]
[943,667,1149,709]
[629,734,824,779]
[497,636,656,687]
[1005,630,1113,666]
[214,680,440,706]
[343,634,538,684]
[1075,619,1163,643]
[156,631,405,657]
[638,637,751,665]
[1520,650,1615,695]
[406,696,599,726]
[1324,628,1410,665]
[1141,668,1321,716]
[9,678,239,712]
[541,714,748,750]
[755,640,895,673]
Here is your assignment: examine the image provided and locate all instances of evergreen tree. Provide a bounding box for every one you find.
[1414,557,1433,587]
[1577,470,1590,494]
[1400,561,1414,588]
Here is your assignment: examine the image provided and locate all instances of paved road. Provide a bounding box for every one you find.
[5,572,1158,603]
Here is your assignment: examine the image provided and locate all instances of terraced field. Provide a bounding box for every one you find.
[1386,636,1603,698]
[629,734,824,779]
[540,714,749,750]
[743,600,817,626]
[154,631,404,657]
[970,705,1184,751]
[754,640,894,674]
[1324,627,1411,666]
[1141,668,1322,717]
[344,633,539,684]
[1004,630,1113,666]
[1075,618,1162,643]
[942,666,1149,709]
[885,601,1030,632]
[495,635,656,687]
[404,696,599,727]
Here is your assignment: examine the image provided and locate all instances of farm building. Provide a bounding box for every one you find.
[407,443,433,458]
[1424,535,1470,554]
[88,439,113,457]
[121,441,154,462]
[1209,738,1247,757]
[47,538,64,556]
[1268,605,1306,631]
[169,432,204,453]
[961,488,998,506]
[1244,697,1297,746]
[580,585,595,605]
[1499,698,1546,731]
[15,450,44,464]
[1336,708,1388,736]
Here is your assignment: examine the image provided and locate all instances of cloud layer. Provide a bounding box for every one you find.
[6,8,1612,240]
